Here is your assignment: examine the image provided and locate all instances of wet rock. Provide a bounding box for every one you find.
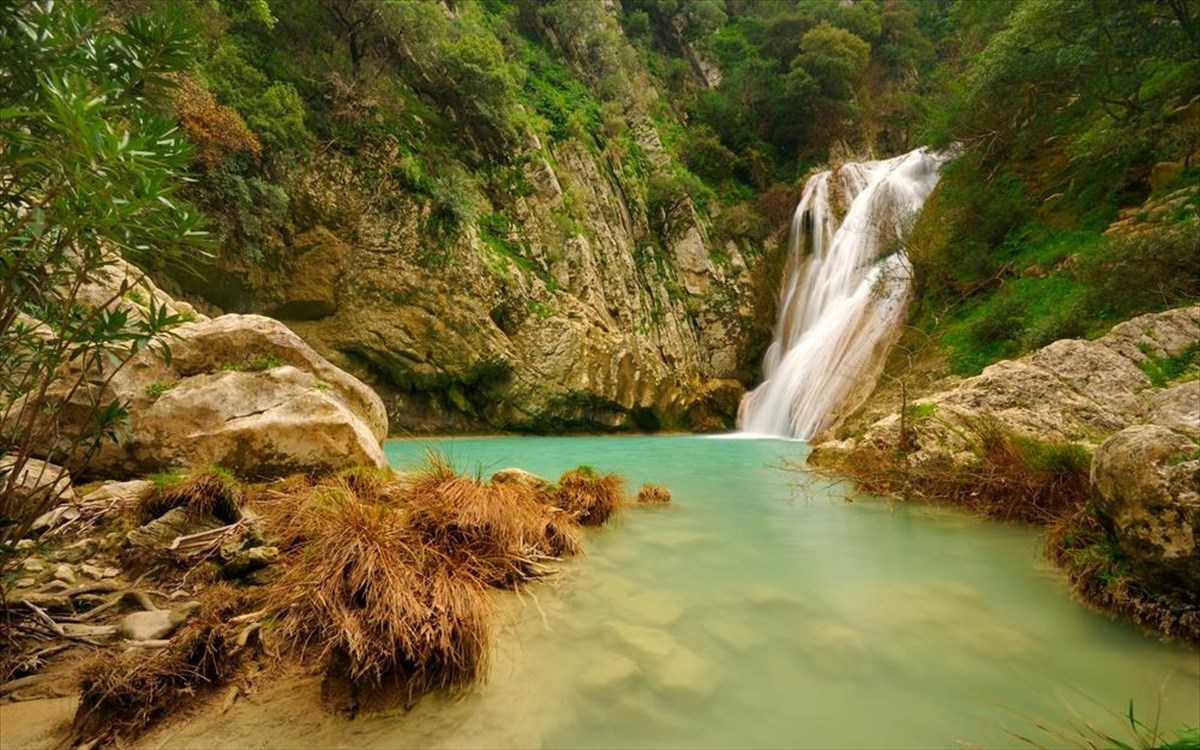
[650,645,715,698]
[624,591,684,627]
[702,618,763,651]
[126,507,224,548]
[491,468,553,491]
[1092,424,1200,596]
[118,602,200,642]
[221,546,279,579]
[580,652,639,689]
[607,621,677,659]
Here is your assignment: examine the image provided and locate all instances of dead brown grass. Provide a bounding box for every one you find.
[556,467,625,526]
[72,583,260,743]
[264,487,493,699]
[821,416,1091,525]
[636,483,672,504]
[403,460,582,587]
[139,469,243,524]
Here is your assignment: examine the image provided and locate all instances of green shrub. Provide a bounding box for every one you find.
[966,294,1025,346]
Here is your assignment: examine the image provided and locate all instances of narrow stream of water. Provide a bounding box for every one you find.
[363,435,1198,749]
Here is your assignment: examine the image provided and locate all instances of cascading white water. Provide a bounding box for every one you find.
[739,148,946,439]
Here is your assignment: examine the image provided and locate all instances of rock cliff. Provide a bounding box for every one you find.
[171,137,775,434]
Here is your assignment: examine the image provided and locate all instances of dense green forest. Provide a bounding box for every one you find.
[4,0,1199,423]
[112,0,1199,367]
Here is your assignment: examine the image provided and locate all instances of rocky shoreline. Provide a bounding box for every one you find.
[813,304,1200,643]
[0,265,672,748]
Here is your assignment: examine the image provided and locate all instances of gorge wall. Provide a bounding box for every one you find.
[172,133,774,434]
[153,0,791,435]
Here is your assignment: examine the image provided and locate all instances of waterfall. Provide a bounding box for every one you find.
[739,148,946,439]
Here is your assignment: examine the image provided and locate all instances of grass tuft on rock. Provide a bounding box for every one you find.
[821,416,1091,525]
[138,468,243,524]
[556,466,625,526]
[636,483,672,504]
[264,487,493,698]
[404,459,581,587]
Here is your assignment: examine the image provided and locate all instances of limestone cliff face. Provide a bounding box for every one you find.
[174,133,776,434]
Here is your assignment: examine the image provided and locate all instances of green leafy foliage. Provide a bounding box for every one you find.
[1,0,204,555]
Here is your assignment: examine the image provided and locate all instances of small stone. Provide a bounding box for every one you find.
[118,602,199,642]
[580,653,639,689]
[15,578,36,589]
[52,564,76,584]
[100,567,120,579]
[55,538,98,563]
[79,564,104,579]
[31,505,80,534]
[607,621,677,659]
[623,591,684,627]
[126,507,224,548]
[221,546,279,579]
[15,539,35,551]
[650,645,715,698]
[21,558,44,573]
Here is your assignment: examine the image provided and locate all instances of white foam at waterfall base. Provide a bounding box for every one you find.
[740,148,947,439]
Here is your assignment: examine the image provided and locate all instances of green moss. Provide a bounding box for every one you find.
[222,354,286,372]
[145,381,178,398]
[1138,342,1200,388]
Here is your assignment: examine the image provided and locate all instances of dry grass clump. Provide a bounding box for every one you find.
[556,466,625,526]
[636,483,672,504]
[824,417,1091,524]
[74,614,236,742]
[265,489,492,698]
[336,465,401,503]
[138,468,243,524]
[72,584,259,742]
[403,457,581,587]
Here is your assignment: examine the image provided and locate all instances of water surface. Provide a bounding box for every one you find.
[371,435,1198,749]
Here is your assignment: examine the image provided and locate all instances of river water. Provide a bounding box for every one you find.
[368,435,1199,749]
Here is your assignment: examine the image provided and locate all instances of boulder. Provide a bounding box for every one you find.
[78,314,388,479]
[1146,381,1200,438]
[1092,425,1200,597]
